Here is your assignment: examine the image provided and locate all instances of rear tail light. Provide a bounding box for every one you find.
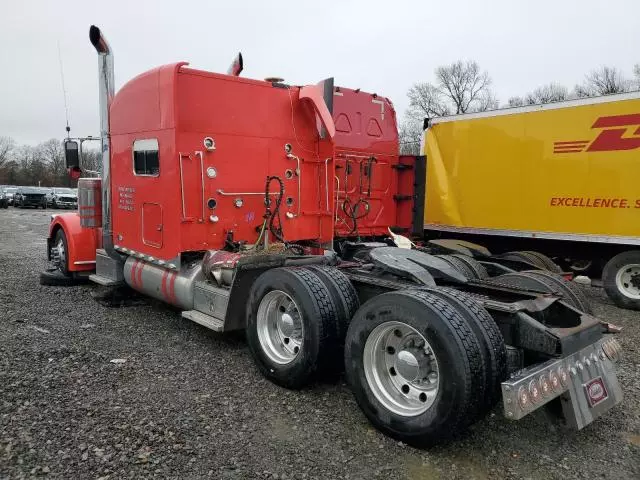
[529,380,541,403]
[557,366,569,387]
[518,386,530,410]
[602,338,622,363]
[549,370,561,392]
[539,375,551,397]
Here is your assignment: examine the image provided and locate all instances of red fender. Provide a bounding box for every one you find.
[48,213,100,272]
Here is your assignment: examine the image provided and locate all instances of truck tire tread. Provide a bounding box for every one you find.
[425,287,507,412]
[519,251,562,273]
[345,289,486,446]
[307,265,359,341]
[522,270,592,314]
[491,271,592,313]
[502,251,547,270]
[246,267,338,389]
[450,254,489,279]
[39,269,77,287]
[436,254,474,280]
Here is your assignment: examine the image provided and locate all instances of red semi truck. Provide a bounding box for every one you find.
[43,26,623,446]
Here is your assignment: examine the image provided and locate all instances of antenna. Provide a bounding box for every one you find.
[57,40,71,138]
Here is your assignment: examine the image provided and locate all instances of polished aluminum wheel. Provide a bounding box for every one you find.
[51,237,66,272]
[615,264,640,299]
[363,321,439,417]
[256,290,304,365]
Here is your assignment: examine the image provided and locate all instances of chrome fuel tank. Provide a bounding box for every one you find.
[123,256,203,309]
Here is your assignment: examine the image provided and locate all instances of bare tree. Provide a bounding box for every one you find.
[82,148,102,174]
[507,96,525,107]
[406,83,451,122]
[40,139,65,179]
[406,60,496,124]
[524,83,569,105]
[402,60,497,154]
[476,90,500,111]
[15,145,47,185]
[399,120,422,155]
[435,61,494,114]
[0,160,20,185]
[634,64,640,89]
[575,66,631,97]
[0,136,15,168]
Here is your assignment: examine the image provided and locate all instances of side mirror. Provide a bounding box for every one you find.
[64,140,80,169]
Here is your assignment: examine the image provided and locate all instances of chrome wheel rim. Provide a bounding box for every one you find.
[256,290,304,365]
[364,321,439,417]
[615,264,640,299]
[51,238,66,272]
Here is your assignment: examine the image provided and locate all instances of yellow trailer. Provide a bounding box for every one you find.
[421,91,640,309]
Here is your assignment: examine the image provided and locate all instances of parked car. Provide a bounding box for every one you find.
[14,187,48,209]
[2,186,17,206]
[46,187,78,209]
[0,188,9,208]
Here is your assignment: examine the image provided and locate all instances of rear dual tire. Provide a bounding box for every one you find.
[246,266,355,389]
[248,268,506,445]
[344,289,504,446]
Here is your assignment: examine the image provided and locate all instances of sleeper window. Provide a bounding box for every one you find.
[133,139,159,176]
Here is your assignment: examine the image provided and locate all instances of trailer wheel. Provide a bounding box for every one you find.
[492,271,592,314]
[307,265,359,341]
[450,254,489,279]
[425,287,506,413]
[246,267,338,389]
[603,251,640,310]
[344,290,485,446]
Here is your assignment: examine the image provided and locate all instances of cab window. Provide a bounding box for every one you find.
[133,139,159,176]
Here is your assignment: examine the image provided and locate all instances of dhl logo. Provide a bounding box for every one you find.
[554,113,640,154]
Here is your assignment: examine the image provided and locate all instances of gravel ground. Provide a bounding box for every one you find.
[0,208,638,480]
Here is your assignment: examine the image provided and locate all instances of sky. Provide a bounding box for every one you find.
[1,0,638,145]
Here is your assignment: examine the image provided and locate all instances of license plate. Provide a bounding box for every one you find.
[584,377,608,407]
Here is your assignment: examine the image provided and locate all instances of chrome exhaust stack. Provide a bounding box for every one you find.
[89,25,115,256]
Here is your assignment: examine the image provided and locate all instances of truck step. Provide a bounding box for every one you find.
[89,274,124,286]
[181,310,224,332]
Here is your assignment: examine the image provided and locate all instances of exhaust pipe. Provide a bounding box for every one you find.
[89,25,116,256]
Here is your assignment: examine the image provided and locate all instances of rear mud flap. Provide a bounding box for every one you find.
[560,342,623,429]
[501,337,622,428]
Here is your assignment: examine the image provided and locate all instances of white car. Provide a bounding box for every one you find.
[47,187,78,209]
[2,187,17,206]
